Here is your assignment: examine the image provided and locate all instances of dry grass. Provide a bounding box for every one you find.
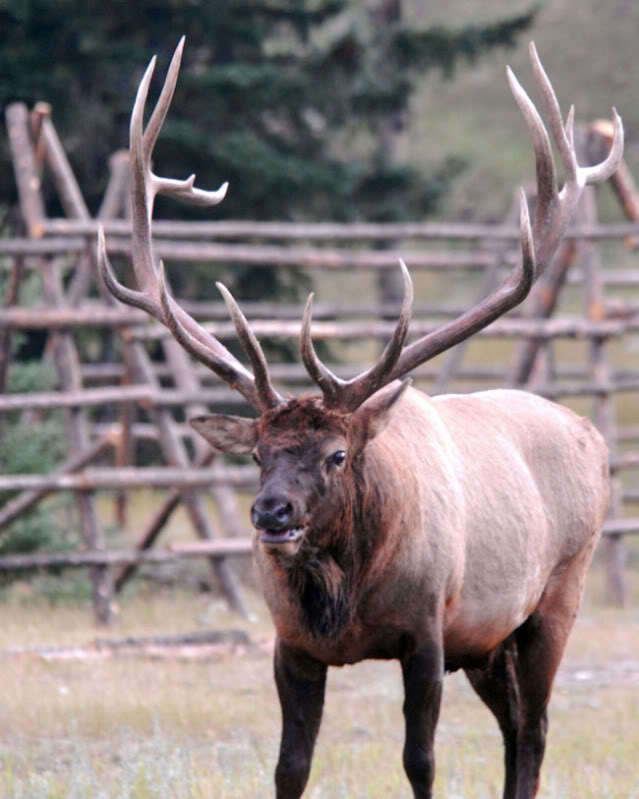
[0,566,638,798]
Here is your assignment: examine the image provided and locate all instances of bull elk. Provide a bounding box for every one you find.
[98,38,623,799]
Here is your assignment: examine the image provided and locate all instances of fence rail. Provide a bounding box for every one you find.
[2,102,639,618]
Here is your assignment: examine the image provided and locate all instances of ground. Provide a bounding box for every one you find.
[0,563,637,798]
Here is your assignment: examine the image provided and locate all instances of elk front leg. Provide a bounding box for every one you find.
[273,639,327,799]
[401,642,444,799]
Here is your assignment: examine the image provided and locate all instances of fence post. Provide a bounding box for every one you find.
[5,102,113,624]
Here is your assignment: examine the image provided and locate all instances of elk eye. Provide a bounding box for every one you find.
[328,450,346,468]
[252,452,262,466]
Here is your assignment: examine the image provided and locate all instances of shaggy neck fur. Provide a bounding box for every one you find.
[286,448,389,640]
[259,396,397,640]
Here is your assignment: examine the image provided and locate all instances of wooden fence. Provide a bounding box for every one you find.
[1,103,638,624]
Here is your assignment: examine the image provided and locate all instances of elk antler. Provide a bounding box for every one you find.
[97,37,282,412]
[300,259,414,410]
[302,42,623,411]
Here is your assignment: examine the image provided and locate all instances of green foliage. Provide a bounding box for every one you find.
[0,0,534,222]
[390,10,537,76]
[3,359,58,394]
[0,361,72,582]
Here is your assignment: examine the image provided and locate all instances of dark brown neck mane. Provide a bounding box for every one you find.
[285,440,390,640]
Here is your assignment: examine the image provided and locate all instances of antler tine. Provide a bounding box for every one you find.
[142,37,184,162]
[379,41,623,384]
[339,259,413,411]
[135,37,229,208]
[506,60,556,256]
[527,42,578,189]
[300,293,347,407]
[99,38,278,411]
[216,282,282,411]
[301,260,413,411]
[582,107,623,184]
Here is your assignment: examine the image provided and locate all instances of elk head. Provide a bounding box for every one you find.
[98,38,623,556]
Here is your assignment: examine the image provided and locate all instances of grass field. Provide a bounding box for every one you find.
[0,564,637,799]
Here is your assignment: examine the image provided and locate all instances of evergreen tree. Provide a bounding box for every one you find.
[0,1,534,229]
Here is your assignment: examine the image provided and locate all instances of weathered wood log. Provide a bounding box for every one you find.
[1,296,637,330]
[40,216,639,241]
[0,237,88,256]
[0,466,257,492]
[134,316,629,343]
[579,184,627,604]
[609,453,639,472]
[81,359,638,387]
[4,374,638,416]
[588,120,639,240]
[5,104,46,238]
[1,520,638,574]
[6,101,111,624]
[0,539,253,570]
[102,236,501,271]
[2,452,637,494]
[0,384,155,412]
[112,449,217,594]
[601,518,639,536]
[0,301,528,328]
[527,377,639,400]
[0,629,252,659]
[0,305,148,328]
[617,425,639,443]
[123,336,249,618]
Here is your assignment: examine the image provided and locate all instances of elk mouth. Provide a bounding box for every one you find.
[259,526,306,555]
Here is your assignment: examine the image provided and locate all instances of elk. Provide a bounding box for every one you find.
[98,38,623,799]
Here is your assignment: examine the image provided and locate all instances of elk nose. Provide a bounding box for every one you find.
[251,495,294,531]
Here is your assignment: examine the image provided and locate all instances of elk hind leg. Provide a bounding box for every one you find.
[513,552,593,798]
[464,635,521,799]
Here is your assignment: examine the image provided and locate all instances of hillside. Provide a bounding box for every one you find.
[401,0,639,220]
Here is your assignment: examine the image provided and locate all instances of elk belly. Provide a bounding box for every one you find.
[443,573,546,664]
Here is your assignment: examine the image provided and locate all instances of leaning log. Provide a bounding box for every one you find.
[0,539,253,570]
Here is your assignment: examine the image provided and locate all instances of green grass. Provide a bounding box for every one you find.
[0,571,638,798]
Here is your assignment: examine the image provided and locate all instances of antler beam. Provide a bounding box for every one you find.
[100,39,623,416]
[98,37,282,412]
[303,42,623,409]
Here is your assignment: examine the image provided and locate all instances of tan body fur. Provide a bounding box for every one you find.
[255,387,608,669]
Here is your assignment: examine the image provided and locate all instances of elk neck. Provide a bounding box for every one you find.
[255,396,409,642]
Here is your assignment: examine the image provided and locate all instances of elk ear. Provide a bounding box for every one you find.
[190,414,258,454]
[348,379,411,456]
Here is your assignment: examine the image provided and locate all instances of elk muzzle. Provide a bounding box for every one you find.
[251,492,306,556]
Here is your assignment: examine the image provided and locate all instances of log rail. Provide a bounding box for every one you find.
[1,108,638,613]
